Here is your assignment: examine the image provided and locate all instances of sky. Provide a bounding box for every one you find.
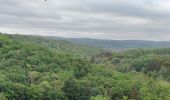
[0,0,170,41]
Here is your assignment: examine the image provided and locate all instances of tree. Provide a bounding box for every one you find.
[91,95,108,100]
[0,93,7,100]
[0,42,3,48]
[63,78,99,100]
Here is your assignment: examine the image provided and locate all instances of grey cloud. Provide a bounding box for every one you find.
[0,0,170,40]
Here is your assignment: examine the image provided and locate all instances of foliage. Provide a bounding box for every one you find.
[0,33,169,100]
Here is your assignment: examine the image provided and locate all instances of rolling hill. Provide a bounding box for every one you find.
[48,37,170,49]
[5,34,103,58]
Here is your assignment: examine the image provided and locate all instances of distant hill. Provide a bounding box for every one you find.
[6,34,102,57]
[48,37,170,49]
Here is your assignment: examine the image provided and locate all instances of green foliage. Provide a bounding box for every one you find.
[92,48,170,81]
[0,92,7,100]
[9,34,102,58]
[63,78,99,100]
[0,33,169,100]
[91,95,108,100]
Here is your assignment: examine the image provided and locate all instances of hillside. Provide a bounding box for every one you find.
[0,33,170,100]
[48,37,170,49]
[6,34,103,58]
[91,48,170,81]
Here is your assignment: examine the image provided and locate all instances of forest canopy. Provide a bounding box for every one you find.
[0,33,170,100]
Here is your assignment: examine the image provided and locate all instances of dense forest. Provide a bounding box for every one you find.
[0,33,170,100]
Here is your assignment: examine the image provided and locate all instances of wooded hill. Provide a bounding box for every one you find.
[48,37,170,49]
[0,33,170,100]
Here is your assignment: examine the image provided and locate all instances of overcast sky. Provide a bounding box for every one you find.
[0,0,170,40]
